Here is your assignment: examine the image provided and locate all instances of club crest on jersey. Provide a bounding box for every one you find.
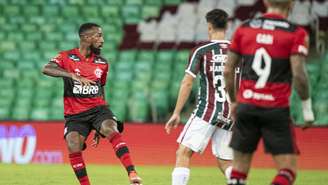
[94,68,103,78]
[69,54,81,62]
[94,58,106,64]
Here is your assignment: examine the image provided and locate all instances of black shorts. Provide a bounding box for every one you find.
[64,105,117,139]
[230,103,299,155]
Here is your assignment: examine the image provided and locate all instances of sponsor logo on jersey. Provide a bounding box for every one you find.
[256,33,273,45]
[94,58,106,64]
[94,68,103,78]
[69,54,80,62]
[73,83,99,95]
[243,89,274,101]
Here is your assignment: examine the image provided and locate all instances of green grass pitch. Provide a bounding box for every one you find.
[0,164,327,185]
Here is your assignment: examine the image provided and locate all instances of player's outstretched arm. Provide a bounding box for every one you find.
[290,54,315,127]
[42,62,96,86]
[165,74,194,134]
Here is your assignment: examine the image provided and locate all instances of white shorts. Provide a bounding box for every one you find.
[177,115,233,160]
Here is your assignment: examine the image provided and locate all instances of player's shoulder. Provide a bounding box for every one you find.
[94,55,108,65]
[191,41,219,54]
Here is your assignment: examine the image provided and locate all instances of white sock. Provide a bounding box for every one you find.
[225,166,233,179]
[172,167,190,185]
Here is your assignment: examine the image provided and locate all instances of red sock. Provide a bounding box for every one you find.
[108,132,135,174]
[271,168,296,185]
[228,169,247,185]
[69,152,90,185]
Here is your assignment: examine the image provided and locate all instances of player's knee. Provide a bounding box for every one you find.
[176,146,192,158]
[67,138,82,153]
[100,120,117,137]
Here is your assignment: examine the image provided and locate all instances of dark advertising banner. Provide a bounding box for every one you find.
[0,122,327,169]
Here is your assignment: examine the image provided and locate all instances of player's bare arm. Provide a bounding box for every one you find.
[42,62,96,86]
[290,54,315,126]
[224,51,241,121]
[165,74,194,134]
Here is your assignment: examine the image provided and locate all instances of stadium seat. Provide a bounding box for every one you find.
[23,5,40,16]
[101,5,120,18]
[30,108,49,120]
[122,5,141,24]
[142,5,160,19]
[11,106,30,120]
[81,6,99,18]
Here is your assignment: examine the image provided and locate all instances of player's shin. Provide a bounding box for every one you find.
[69,152,91,185]
[271,168,296,185]
[108,132,136,174]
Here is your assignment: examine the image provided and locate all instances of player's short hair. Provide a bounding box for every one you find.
[206,9,228,30]
[266,0,293,9]
[78,22,100,37]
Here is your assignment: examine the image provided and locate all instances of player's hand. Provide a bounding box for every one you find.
[71,73,96,86]
[230,102,238,122]
[91,132,100,148]
[301,101,315,130]
[165,113,180,134]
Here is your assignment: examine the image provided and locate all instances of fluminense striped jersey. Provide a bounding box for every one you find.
[185,40,233,125]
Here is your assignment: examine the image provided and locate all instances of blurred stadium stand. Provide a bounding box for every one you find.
[0,0,327,125]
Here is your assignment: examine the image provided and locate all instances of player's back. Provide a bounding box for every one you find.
[230,13,309,108]
[185,40,231,124]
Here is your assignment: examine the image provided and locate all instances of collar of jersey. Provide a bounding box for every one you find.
[211,40,231,43]
[262,13,285,20]
[73,48,95,63]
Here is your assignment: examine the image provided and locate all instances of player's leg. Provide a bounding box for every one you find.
[92,106,142,184]
[211,128,233,179]
[271,154,297,185]
[228,104,261,185]
[64,120,92,185]
[172,116,215,185]
[261,108,298,185]
[172,144,193,185]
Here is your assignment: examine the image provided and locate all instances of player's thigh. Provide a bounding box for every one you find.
[177,115,216,153]
[261,108,299,155]
[91,106,118,137]
[64,119,92,139]
[211,128,233,160]
[230,104,261,153]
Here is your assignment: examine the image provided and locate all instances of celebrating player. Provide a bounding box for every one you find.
[224,0,315,185]
[165,9,236,185]
[42,23,142,185]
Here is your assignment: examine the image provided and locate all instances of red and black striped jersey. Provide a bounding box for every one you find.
[50,48,108,116]
[230,13,309,108]
[185,40,233,125]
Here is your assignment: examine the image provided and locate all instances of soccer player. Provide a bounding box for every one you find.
[42,23,142,185]
[165,9,235,185]
[224,0,315,185]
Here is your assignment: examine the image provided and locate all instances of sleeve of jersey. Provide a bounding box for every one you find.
[49,53,65,68]
[291,28,309,56]
[101,64,109,86]
[229,27,242,55]
[185,48,202,78]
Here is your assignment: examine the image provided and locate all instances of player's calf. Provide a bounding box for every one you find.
[271,168,296,185]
